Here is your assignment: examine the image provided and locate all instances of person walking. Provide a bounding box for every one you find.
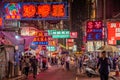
[65,54,70,71]
[31,56,38,79]
[24,56,30,79]
[78,56,83,73]
[97,51,110,80]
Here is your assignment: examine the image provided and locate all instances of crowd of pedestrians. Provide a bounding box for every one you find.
[18,50,120,80]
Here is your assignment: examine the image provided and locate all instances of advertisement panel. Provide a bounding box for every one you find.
[47,30,70,38]
[70,32,77,38]
[4,2,68,20]
[107,22,120,45]
[86,21,103,40]
[4,20,18,28]
[87,41,104,52]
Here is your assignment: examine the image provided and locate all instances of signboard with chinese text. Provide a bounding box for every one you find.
[4,20,18,28]
[33,31,49,45]
[47,30,70,38]
[0,18,3,28]
[4,2,68,20]
[107,22,120,45]
[86,21,103,40]
[52,30,70,38]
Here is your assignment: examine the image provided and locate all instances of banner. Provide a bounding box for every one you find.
[86,21,103,40]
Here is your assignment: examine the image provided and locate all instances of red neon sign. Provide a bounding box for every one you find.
[0,18,2,26]
[38,4,50,17]
[5,2,68,20]
[52,4,65,17]
[23,4,36,18]
[33,31,48,42]
[107,22,120,45]
[70,32,78,38]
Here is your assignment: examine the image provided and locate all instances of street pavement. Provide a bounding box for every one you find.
[8,65,120,80]
[19,65,100,80]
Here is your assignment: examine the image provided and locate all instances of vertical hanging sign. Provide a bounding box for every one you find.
[86,21,103,40]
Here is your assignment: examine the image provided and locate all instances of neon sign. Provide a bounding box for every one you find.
[38,4,50,17]
[107,22,120,45]
[23,4,36,18]
[33,31,48,45]
[0,18,2,27]
[22,2,68,20]
[86,21,103,40]
[4,2,68,20]
[52,4,65,17]
[4,3,21,19]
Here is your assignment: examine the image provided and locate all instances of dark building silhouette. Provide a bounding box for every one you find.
[96,0,120,19]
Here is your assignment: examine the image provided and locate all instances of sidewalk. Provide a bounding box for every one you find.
[5,65,58,80]
[4,75,25,80]
[109,72,120,80]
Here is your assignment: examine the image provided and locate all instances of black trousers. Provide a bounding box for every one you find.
[66,62,70,70]
[24,67,29,77]
[32,66,37,78]
[100,73,109,80]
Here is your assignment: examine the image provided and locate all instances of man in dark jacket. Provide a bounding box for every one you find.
[97,51,110,80]
[31,56,38,79]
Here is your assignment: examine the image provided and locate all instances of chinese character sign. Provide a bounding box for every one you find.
[51,30,70,38]
[38,4,50,17]
[52,4,65,17]
[86,21,103,40]
[21,2,67,20]
[4,3,21,19]
[33,31,48,45]
[0,18,2,27]
[4,2,68,20]
[107,22,120,45]
[23,4,36,18]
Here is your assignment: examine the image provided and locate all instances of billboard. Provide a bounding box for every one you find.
[4,2,68,20]
[87,41,104,52]
[107,22,120,45]
[86,21,103,40]
[47,30,70,38]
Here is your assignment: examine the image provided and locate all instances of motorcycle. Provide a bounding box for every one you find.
[85,66,99,77]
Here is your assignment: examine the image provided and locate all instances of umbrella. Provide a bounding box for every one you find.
[98,45,120,52]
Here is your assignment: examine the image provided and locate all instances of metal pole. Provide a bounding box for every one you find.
[103,0,106,45]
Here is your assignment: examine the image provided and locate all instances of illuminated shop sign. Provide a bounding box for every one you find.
[33,31,48,45]
[4,3,21,19]
[33,41,48,45]
[86,21,103,40]
[87,41,104,52]
[0,18,3,27]
[47,30,70,38]
[70,32,77,38]
[4,2,68,20]
[107,22,120,45]
[47,46,56,51]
